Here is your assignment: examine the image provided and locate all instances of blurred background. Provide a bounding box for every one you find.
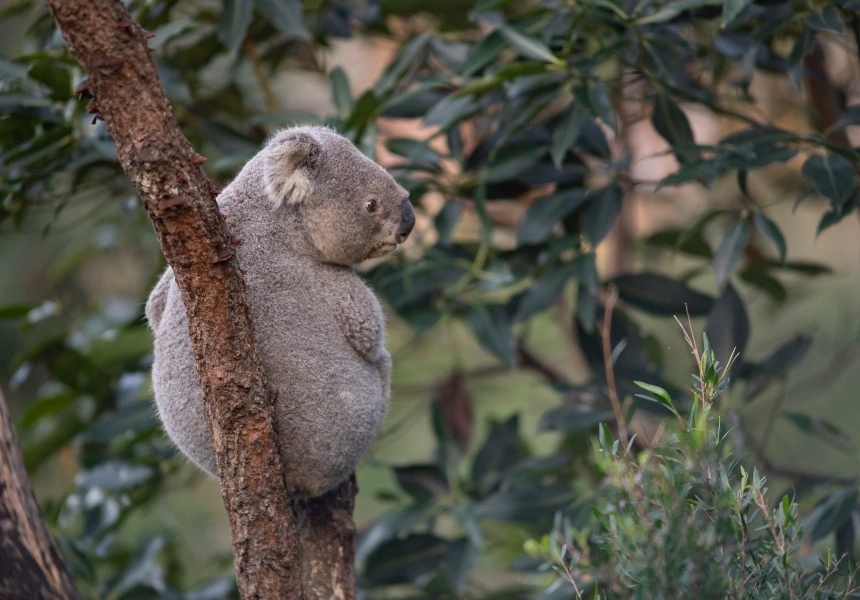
[1,0,859,597]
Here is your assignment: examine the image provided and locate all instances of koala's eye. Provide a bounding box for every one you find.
[365,198,378,213]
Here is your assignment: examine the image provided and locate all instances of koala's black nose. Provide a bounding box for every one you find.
[395,199,415,244]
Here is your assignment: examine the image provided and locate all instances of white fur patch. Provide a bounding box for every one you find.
[266,168,312,207]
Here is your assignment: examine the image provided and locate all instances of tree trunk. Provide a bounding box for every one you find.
[293,477,358,600]
[0,389,80,600]
[42,1,361,598]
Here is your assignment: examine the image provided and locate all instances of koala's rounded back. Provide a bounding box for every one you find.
[148,126,413,497]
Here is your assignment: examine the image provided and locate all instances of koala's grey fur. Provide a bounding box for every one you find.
[145,126,414,498]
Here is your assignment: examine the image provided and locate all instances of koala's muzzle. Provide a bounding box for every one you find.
[395,199,416,244]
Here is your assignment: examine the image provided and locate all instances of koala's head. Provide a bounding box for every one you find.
[262,126,415,265]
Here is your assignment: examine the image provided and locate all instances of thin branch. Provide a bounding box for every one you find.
[601,288,628,449]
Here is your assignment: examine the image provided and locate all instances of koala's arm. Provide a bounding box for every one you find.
[145,267,174,331]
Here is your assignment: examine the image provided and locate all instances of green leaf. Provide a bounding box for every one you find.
[386,138,443,166]
[831,105,860,132]
[498,26,560,64]
[805,6,844,34]
[0,303,34,319]
[705,283,749,373]
[514,261,580,322]
[752,213,786,263]
[254,0,310,39]
[476,483,575,522]
[551,104,587,169]
[537,404,615,433]
[805,487,858,542]
[637,0,721,24]
[364,534,448,584]
[343,89,380,132]
[374,35,429,94]
[574,82,615,131]
[713,218,750,286]
[613,273,715,316]
[443,537,480,592]
[633,381,676,412]
[425,95,478,130]
[75,460,155,491]
[802,154,856,212]
[330,67,353,122]
[394,465,450,501]
[472,416,521,494]
[721,0,753,27]
[783,413,855,452]
[580,184,623,246]
[462,31,505,77]
[652,92,696,163]
[465,305,516,366]
[219,0,253,53]
[516,188,589,245]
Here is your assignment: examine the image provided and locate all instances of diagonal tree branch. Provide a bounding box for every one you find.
[44,1,307,597]
[0,388,80,600]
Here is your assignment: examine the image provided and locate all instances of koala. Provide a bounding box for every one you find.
[145,126,415,498]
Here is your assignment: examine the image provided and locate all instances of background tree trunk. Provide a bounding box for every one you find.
[0,389,80,600]
[43,1,357,598]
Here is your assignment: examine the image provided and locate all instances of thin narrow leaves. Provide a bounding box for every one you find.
[254,0,309,39]
[652,92,696,164]
[802,154,856,212]
[498,26,560,65]
[753,213,786,263]
[713,218,750,286]
[551,104,586,169]
[219,0,253,53]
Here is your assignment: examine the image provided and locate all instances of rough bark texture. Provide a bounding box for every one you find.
[0,389,80,600]
[43,1,317,598]
[293,477,357,600]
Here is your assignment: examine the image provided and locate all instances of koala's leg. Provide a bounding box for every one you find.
[144,267,174,331]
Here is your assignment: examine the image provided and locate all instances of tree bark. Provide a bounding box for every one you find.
[293,477,358,600]
[43,1,316,598]
[0,389,80,600]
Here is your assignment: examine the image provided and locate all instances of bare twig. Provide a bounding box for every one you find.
[601,288,628,449]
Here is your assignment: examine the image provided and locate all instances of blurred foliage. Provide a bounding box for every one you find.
[529,329,860,598]
[1,0,860,598]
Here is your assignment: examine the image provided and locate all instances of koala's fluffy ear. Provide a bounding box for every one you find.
[264,131,323,207]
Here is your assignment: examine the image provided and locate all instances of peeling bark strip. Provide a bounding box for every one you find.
[0,389,80,600]
[43,1,306,598]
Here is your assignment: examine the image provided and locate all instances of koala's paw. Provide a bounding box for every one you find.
[338,304,382,363]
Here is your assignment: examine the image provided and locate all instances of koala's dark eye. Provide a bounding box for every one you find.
[365,198,378,213]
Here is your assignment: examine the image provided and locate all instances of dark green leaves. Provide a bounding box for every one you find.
[705,284,749,374]
[802,154,856,212]
[652,92,696,164]
[364,534,448,584]
[580,184,623,246]
[465,305,516,366]
[394,465,450,501]
[613,273,715,316]
[516,188,588,245]
[498,26,560,64]
[551,104,586,169]
[753,213,786,263]
[783,413,855,452]
[255,0,309,39]
[805,6,844,34]
[713,218,750,286]
[219,0,253,52]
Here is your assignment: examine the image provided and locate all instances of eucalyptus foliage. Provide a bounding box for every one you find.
[1,0,859,597]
